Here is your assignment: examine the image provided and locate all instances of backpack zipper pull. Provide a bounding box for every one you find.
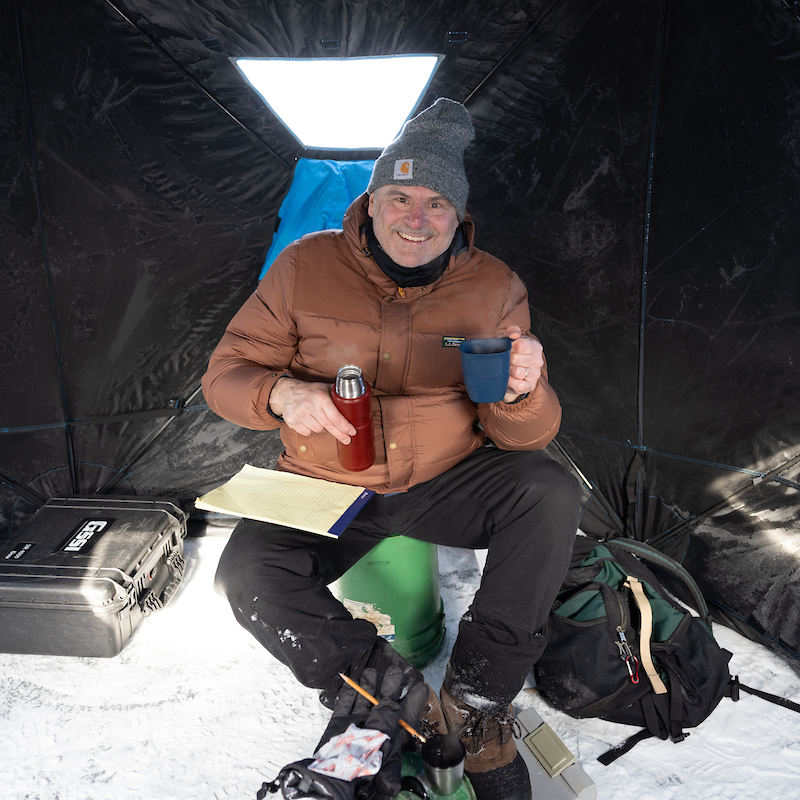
[616,627,640,684]
[615,626,632,656]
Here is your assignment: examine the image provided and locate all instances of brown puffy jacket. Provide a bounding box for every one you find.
[201,194,562,493]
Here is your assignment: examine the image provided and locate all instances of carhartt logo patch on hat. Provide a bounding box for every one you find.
[393,159,413,179]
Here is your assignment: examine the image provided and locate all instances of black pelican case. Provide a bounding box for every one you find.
[0,496,187,657]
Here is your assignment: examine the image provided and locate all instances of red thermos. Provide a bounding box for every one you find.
[330,365,376,472]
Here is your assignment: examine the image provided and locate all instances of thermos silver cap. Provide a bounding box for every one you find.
[335,365,366,399]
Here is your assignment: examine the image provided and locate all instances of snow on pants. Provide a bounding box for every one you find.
[214,446,581,705]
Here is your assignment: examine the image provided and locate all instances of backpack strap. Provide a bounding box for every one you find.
[642,692,670,739]
[597,729,654,765]
[597,669,690,765]
[624,576,668,695]
[606,538,711,625]
[730,676,800,714]
[664,669,688,741]
[643,669,690,744]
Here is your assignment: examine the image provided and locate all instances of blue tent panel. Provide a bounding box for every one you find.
[259,158,375,279]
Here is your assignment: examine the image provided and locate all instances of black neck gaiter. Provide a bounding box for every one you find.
[364,219,457,288]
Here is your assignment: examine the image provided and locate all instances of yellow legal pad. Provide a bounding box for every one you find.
[195,464,374,538]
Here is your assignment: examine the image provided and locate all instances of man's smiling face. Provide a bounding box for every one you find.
[368,185,459,268]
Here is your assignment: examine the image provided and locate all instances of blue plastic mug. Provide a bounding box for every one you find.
[459,337,513,403]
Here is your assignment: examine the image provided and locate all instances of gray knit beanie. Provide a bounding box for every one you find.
[367,98,475,221]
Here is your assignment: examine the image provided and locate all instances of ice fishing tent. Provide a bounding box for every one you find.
[2,0,799,664]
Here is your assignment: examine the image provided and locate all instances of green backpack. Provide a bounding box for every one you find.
[534,536,734,763]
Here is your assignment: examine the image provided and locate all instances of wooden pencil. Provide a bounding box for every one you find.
[338,672,427,743]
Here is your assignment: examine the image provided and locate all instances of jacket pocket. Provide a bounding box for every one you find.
[281,427,336,465]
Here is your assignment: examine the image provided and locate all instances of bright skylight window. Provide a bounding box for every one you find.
[233,55,443,150]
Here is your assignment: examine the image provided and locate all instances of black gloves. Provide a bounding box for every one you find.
[258,665,428,800]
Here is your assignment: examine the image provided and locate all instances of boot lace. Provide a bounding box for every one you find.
[420,715,443,739]
[459,707,523,755]
[419,696,444,739]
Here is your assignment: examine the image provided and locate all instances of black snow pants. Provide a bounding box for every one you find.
[215,446,581,706]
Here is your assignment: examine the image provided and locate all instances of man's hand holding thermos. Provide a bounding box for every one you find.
[267,365,375,471]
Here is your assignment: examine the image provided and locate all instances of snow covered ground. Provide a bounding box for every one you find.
[1,526,799,800]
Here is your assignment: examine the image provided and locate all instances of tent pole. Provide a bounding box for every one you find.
[95,386,204,494]
[648,450,800,549]
[633,0,669,537]
[0,473,49,510]
[102,0,293,170]
[550,438,626,537]
[463,0,562,105]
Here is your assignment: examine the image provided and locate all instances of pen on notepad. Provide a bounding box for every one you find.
[338,672,427,743]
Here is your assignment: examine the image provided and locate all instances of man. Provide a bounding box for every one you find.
[203,98,581,800]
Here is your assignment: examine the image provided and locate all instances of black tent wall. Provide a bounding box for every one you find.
[1,0,799,661]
